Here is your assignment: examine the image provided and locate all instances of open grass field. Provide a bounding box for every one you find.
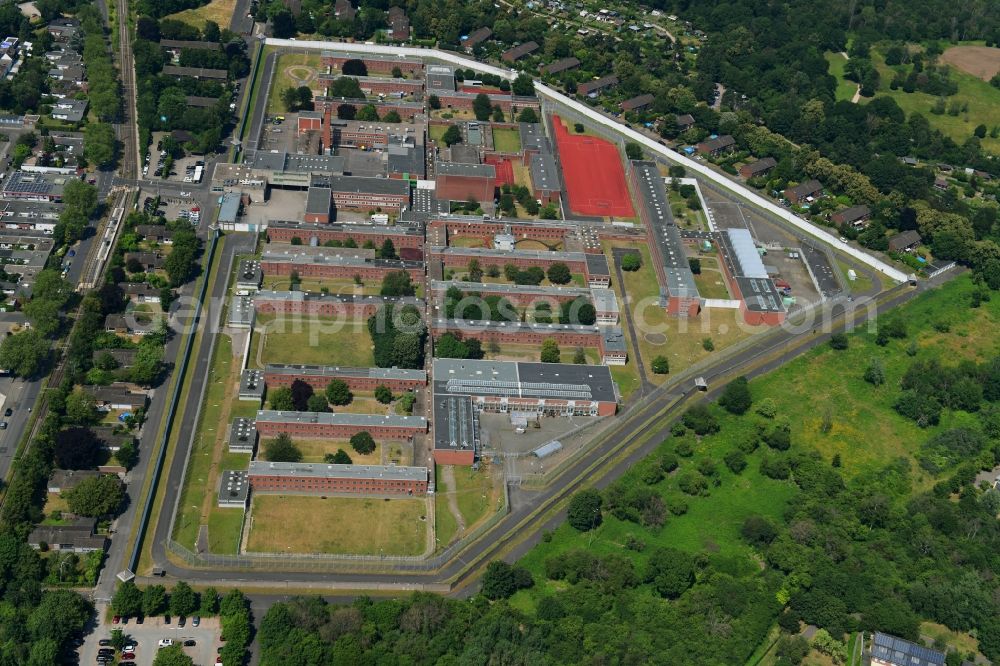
[451,464,502,528]
[865,45,1000,153]
[940,45,1000,81]
[513,274,1000,621]
[919,622,982,661]
[836,258,874,294]
[434,467,460,548]
[166,0,237,30]
[492,127,521,153]
[692,258,731,299]
[428,124,448,144]
[612,242,764,382]
[281,437,384,465]
[172,333,252,554]
[261,275,383,296]
[266,53,323,115]
[824,51,858,102]
[257,318,374,367]
[247,495,428,555]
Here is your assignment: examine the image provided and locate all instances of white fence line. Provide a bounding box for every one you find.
[264,38,909,284]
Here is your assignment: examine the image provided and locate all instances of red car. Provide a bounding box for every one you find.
[122,653,136,660]
[112,615,121,624]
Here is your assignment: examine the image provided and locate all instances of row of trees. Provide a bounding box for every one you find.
[78,6,121,121]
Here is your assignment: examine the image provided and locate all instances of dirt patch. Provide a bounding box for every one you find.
[644,332,667,345]
[940,46,1000,81]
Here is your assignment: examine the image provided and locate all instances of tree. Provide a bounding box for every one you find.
[688,258,701,275]
[23,298,61,338]
[829,333,849,350]
[436,333,469,358]
[567,489,602,531]
[379,239,397,260]
[169,581,197,618]
[54,427,102,469]
[574,122,585,133]
[546,262,571,284]
[0,329,49,377]
[65,475,124,517]
[65,390,99,425]
[517,107,538,123]
[380,270,415,297]
[325,449,353,464]
[199,588,219,616]
[621,253,641,271]
[281,86,299,111]
[84,122,116,168]
[264,434,302,462]
[512,73,534,96]
[290,379,313,411]
[572,347,586,364]
[481,560,533,599]
[682,404,719,435]
[724,449,747,473]
[306,394,328,412]
[112,580,143,617]
[116,441,139,470]
[624,142,643,160]
[374,385,393,404]
[864,357,886,386]
[383,110,401,123]
[428,94,441,110]
[646,547,695,598]
[740,515,778,545]
[357,104,379,121]
[153,645,194,666]
[651,356,669,374]
[28,590,91,648]
[342,59,368,76]
[350,431,376,455]
[326,379,353,405]
[130,343,164,386]
[142,584,167,617]
[468,258,483,282]
[442,124,462,146]
[270,8,296,38]
[719,376,752,414]
[540,338,560,362]
[472,93,492,121]
[269,386,295,410]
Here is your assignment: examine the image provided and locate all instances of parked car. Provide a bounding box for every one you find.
[158,639,173,648]
[112,616,120,624]
[183,640,196,647]
[192,616,200,627]
[98,640,111,647]
[121,652,135,660]
[123,643,136,652]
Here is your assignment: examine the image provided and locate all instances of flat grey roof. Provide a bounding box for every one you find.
[602,327,627,352]
[285,154,346,174]
[218,470,250,504]
[426,66,455,91]
[306,184,332,215]
[519,122,549,152]
[239,369,264,398]
[630,161,699,299]
[162,65,227,79]
[265,364,426,382]
[321,50,421,64]
[432,358,617,403]
[228,294,254,326]
[724,228,768,279]
[329,175,410,196]
[435,161,496,178]
[256,409,427,429]
[584,252,610,276]
[590,287,619,313]
[530,152,559,193]
[249,460,428,482]
[219,193,241,223]
[433,394,478,453]
[429,280,590,299]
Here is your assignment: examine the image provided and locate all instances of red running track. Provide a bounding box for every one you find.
[484,155,514,187]
[552,115,635,218]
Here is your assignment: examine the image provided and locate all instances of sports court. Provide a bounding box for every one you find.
[552,115,635,218]
[484,155,515,187]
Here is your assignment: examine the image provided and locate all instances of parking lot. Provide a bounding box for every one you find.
[80,615,223,666]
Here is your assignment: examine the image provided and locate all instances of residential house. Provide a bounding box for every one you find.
[577,75,618,97]
[620,94,654,113]
[870,632,944,666]
[124,251,165,271]
[28,519,107,553]
[888,230,921,253]
[501,41,539,62]
[831,205,871,227]
[783,179,823,204]
[47,469,100,493]
[135,224,174,244]
[463,27,492,51]
[675,113,695,131]
[739,157,777,179]
[121,282,161,304]
[50,99,87,123]
[83,383,148,412]
[541,57,580,76]
[696,134,735,156]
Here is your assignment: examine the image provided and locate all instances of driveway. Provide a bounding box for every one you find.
[79,615,222,666]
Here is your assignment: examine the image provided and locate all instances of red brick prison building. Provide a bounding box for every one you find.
[253,290,423,318]
[317,72,423,97]
[435,90,541,115]
[630,161,702,317]
[255,410,427,440]
[325,119,423,150]
[327,175,411,212]
[715,228,786,326]
[429,279,592,307]
[264,364,427,393]
[260,248,424,282]
[431,319,626,365]
[427,215,575,245]
[427,246,611,287]
[320,50,423,76]
[248,461,429,496]
[314,96,425,121]
[434,162,496,203]
[266,221,425,250]
[431,359,619,464]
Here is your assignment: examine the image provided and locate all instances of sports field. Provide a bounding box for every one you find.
[552,115,635,217]
[484,155,515,186]
[247,495,428,555]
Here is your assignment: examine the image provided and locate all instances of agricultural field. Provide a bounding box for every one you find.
[939,44,1000,82]
[247,495,429,556]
